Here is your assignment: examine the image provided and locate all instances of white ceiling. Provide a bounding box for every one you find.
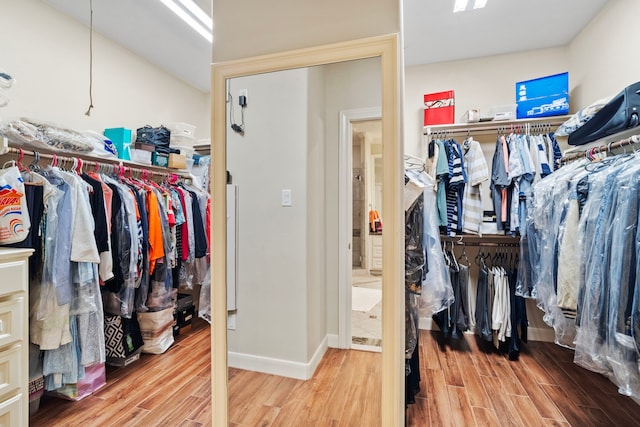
[44,0,609,92]
[403,0,609,67]
[43,0,213,92]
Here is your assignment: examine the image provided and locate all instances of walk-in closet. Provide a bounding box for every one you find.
[3,0,640,426]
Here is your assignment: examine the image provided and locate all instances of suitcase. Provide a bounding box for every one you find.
[568,81,640,146]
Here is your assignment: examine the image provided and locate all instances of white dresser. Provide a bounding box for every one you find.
[0,248,32,427]
[368,233,382,273]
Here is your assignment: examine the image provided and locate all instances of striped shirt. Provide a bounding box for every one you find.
[462,138,489,235]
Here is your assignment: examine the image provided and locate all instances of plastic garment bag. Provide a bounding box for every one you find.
[575,160,627,372]
[526,162,583,348]
[198,268,211,323]
[405,170,454,316]
[604,165,640,398]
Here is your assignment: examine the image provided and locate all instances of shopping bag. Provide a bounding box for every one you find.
[0,165,30,244]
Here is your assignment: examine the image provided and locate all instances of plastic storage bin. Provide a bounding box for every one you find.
[168,122,196,138]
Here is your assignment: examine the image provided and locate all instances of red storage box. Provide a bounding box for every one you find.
[424,90,455,125]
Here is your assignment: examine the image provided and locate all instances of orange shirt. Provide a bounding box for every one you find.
[146,190,165,274]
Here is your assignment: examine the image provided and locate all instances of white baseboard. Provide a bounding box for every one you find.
[327,334,340,348]
[228,336,328,380]
[419,316,555,343]
[307,336,328,378]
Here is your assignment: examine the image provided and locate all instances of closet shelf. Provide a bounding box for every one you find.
[193,143,210,155]
[0,137,192,178]
[441,234,520,246]
[424,115,571,137]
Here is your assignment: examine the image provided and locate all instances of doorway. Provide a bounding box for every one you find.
[351,119,382,350]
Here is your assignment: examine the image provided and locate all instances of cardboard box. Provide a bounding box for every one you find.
[134,142,155,152]
[175,305,195,329]
[168,153,187,169]
[516,72,569,119]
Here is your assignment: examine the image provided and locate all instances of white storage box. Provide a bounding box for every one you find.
[168,122,196,138]
[131,148,152,165]
[462,109,480,123]
[488,104,517,121]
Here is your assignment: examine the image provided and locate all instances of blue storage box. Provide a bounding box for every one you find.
[516,72,569,119]
[104,127,132,160]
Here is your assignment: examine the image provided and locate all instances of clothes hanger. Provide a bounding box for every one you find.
[457,242,469,266]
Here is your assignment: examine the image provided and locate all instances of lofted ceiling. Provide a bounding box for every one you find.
[403,0,609,67]
[44,0,609,93]
[43,0,213,92]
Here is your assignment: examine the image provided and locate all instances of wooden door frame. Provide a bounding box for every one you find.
[338,107,381,350]
[211,34,404,426]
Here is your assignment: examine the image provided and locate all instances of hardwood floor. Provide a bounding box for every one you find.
[30,325,639,426]
[406,330,640,427]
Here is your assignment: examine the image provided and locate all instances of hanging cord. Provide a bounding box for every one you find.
[84,0,94,116]
[228,92,245,135]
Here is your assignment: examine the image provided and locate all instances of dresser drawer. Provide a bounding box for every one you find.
[0,259,28,296]
[0,346,21,400]
[0,393,23,427]
[371,257,383,270]
[372,245,383,259]
[0,298,23,350]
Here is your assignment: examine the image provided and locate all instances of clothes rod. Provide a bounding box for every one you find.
[560,134,640,163]
[444,241,520,248]
[423,115,569,136]
[440,235,520,246]
[0,138,192,179]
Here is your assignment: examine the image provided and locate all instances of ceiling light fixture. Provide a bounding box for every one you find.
[453,0,469,13]
[158,0,212,43]
[473,0,488,9]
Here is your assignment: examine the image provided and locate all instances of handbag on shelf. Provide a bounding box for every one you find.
[136,125,171,147]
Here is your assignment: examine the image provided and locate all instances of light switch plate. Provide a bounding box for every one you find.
[282,189,292,206]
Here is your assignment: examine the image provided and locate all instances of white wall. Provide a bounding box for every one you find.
[226,68,309,363]
[569,0,640,109]
[403,47,569,157]
[212,0,399,62]
[0,0,209,144]
[306,66,327,360]
[226,58,382,364]
[324,57,382,335]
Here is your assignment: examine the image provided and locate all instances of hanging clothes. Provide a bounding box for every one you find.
[462,137,489,235]
[519,148,640,400]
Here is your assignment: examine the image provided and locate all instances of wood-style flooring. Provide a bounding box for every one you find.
[30,324,639,426]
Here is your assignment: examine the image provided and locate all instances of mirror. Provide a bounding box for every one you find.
[211,35,403,425]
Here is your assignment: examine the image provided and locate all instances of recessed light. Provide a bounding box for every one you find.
[474,0,488,9]
[158,0,212,43]
[453,0,469,13]
[177,0,213,31]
